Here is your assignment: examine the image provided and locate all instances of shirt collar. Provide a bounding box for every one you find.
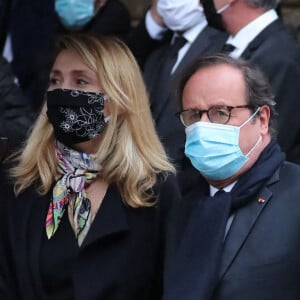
[210,181,237,196]
[227,9,278,58]
[172,18,208,45]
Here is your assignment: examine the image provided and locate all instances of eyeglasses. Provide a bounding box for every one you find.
[176,105,252,127]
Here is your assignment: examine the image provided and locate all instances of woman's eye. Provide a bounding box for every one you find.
[49,77,60,85]
[77,78,88,85]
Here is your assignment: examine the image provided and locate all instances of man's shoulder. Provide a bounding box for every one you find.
[247,20,300,58]
[279,161,300,177]
[268,160,300,195]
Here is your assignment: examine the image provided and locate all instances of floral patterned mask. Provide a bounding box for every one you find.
[47,89,109,146]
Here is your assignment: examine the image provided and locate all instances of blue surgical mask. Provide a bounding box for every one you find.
[55,0,95,30]
[185,108,261,180]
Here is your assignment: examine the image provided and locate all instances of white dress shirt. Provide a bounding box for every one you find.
[226,9,279,58]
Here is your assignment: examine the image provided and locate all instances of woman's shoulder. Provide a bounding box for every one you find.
[154,172,181,207]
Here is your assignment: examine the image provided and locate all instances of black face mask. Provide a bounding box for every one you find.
[202,0,226,32]
[46,89,109,146]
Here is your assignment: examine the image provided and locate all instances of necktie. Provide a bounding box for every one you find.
[163,35,187,76]
[221,43,236,54]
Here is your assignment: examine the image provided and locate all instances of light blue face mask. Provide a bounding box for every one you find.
[184,108,261,180]
[55,0,95,30]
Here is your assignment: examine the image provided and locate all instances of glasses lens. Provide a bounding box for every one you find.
[209,106,230,124]
[181,110,201,127]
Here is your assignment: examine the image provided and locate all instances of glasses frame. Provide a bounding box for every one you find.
[176,105,253,127]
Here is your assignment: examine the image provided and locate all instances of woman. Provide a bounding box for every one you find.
[0,34,180,299]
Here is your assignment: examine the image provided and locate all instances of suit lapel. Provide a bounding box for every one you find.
[219,170,281,278]
[241,20,282,60]
[149,45,175,120]
[176,26,227,74]
[80,184,129,250]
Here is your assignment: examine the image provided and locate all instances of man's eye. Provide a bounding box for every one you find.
[190,111,201,120]
[216,108,229,117]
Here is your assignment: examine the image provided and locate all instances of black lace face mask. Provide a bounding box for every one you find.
[46,89,109,146]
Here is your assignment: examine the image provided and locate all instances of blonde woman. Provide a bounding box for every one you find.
[0,34,180,300]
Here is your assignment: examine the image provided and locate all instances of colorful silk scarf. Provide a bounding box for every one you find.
[45,141,101,246]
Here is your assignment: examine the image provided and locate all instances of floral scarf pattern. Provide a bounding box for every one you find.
[45,141,101,246]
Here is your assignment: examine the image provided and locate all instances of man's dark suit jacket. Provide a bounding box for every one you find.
[143,26,228,171]
[240,19,300,164]
[164,160,300,300]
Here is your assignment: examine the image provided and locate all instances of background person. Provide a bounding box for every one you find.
[142,0,228,174]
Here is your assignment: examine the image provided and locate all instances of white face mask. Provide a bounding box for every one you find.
[157,0,205,32]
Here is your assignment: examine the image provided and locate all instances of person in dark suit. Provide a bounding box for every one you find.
[201,0,300,164]
[163,54,300,300]
[5,0,57,112]
[0,56,34,154]
[0,34,180,299]
[143,0,228,172]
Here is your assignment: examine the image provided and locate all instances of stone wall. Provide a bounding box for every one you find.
[120,0,151,27]
[121,0,300,42]
[281,0,300,42]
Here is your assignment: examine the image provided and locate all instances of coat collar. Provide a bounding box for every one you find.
[26,184,129,292]
[241,19,282,60]
[219,166,281,278]
[80,184,129,249]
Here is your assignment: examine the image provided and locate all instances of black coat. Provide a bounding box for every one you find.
[0,56,34,153]
[0,168,181,300]
[240,19,300,164]
[164,161,300,300]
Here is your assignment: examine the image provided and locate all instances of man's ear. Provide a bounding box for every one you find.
[258,105,270,135]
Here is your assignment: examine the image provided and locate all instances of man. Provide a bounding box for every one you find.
[163,54,300,300]
[201,0,300,164]
[142,0,228,170]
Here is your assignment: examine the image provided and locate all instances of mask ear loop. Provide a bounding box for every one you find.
[241,107,262,156]
[246,135,262,156]
[217,3,230,14]
[239,107,261,128]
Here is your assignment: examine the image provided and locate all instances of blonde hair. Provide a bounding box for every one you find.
[11,34,175,207]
